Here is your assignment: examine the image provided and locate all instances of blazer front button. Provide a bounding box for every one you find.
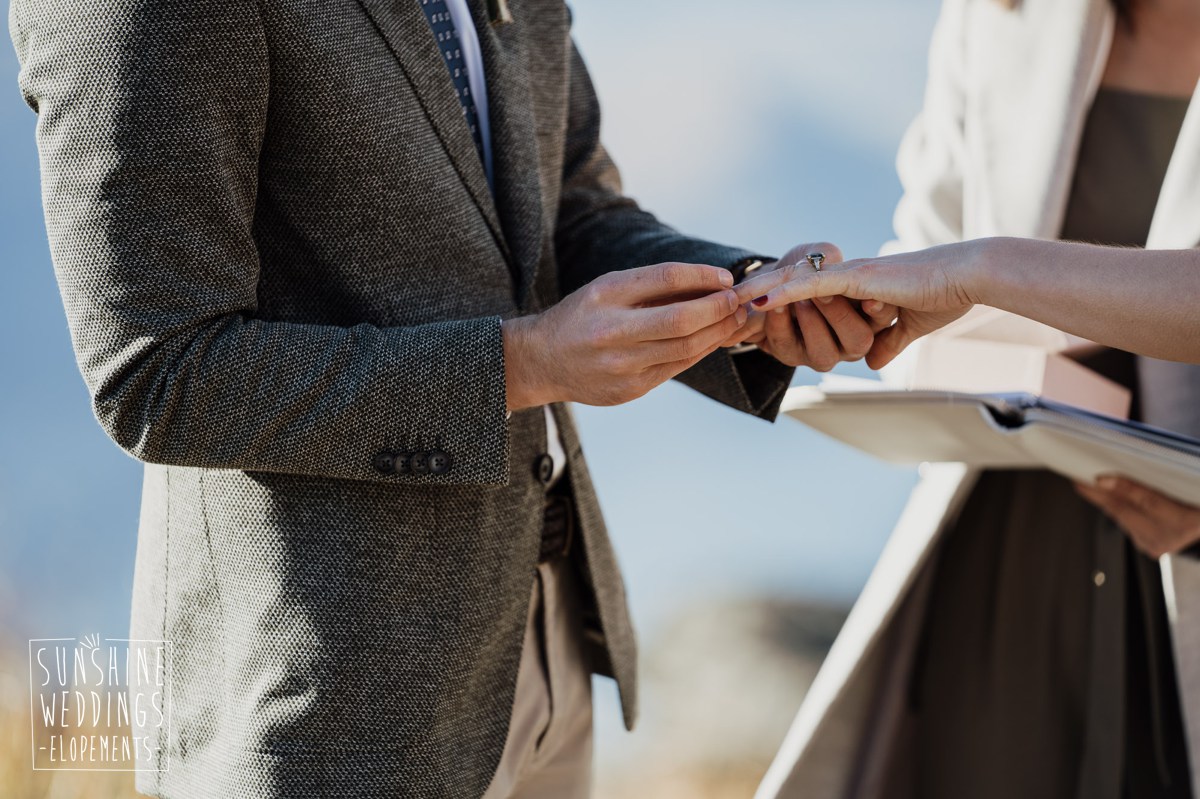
[410,451,430,475]
[372,452,395,475]
[534,454,555,485]
[427,450,453,475]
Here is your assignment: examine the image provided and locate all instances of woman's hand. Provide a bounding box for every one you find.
[733,240,990,369]
[1076,476,1200,558]
[721,242,898,371]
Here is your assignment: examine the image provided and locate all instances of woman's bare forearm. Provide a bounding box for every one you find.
[973,237,1200,362]
[735,236,1200,368]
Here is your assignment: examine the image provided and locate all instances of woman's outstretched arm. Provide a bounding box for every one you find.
[735,237,1200,368]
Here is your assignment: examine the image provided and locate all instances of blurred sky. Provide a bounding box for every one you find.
[0,0,940,746]
[567,0,941,624]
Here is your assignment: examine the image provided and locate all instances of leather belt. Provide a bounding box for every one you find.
[539,490,575,564]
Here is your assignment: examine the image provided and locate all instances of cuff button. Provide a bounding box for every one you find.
[427,450,453,475]
[410,451,430,475]
[372,452,395,475]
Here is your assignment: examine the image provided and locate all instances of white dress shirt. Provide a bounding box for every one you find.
[444,0,567,486]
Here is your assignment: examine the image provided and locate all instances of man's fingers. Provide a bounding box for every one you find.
[630,288,740,341]
[760,305,798,362]
[650,319,757,385]
[862,300,899,332]
[866,321,916,370]
[604,262,734,305]
[720,310,766,348]
[638,306,748,364]
[779,241,845,270]
[793,301,840,372]
[757,302,806,366]
[813,295,874,359]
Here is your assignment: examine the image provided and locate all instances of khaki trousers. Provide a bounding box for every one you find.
[481,556,594,799]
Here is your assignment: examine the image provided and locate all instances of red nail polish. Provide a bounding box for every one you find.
[752,296,769,307]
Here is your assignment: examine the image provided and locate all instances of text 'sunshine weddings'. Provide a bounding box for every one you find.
[28,636,169,770]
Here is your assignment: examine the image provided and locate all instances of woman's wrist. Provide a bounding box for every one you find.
[966,236,1014,309]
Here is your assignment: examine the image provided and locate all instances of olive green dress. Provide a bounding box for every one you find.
[908,88,1194,799]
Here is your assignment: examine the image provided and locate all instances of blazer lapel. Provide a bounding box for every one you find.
[354,0,509,262]
[466,0,545,307]
[1147,78,1200,250]
[978,0,1114,238]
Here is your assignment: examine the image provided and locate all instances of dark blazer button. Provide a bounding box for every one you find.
[427,449,452,475]
[372,451,395,475]
[534,453,555,485]
[393,451,413,476]
[410,451,430,475]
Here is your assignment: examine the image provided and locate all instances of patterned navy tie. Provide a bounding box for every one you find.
[419,0,487,166]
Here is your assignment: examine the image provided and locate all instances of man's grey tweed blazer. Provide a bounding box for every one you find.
[10,0,794,795]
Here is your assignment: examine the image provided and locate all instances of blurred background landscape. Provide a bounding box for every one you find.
[0,0,940,796]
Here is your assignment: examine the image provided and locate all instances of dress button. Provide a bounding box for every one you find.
[410,451,430,475]
[393,451,413,476]
[372,452,395,475]
[534,453,555,485]
[427,449,453,475]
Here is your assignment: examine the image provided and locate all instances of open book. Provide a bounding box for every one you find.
[782,377,1200,505]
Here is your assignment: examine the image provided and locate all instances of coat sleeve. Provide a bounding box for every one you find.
[9,0,511,486]
[554,38,795,420]
[882,0,970,256]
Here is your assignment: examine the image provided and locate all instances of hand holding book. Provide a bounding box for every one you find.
[1076,476,1200,559]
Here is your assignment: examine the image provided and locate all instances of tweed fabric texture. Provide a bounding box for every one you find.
[10,0,794,796]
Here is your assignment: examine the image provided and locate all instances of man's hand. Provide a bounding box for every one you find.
[504,262,747,410]
[723,243,897,371]
[1076,476,1200,559]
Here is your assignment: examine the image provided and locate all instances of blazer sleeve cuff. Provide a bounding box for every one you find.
[355,316,511,486]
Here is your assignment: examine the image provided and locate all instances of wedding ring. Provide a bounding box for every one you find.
[806,252,825,272]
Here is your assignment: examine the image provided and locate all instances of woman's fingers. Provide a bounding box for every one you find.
[1077,485,1166,557]
[652,313,759,383]
[1075,477,1200,557]
[740,267,856,312]
[1095,477,1189,523]
[1095,476,1200,542]
[732,265,791,306]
